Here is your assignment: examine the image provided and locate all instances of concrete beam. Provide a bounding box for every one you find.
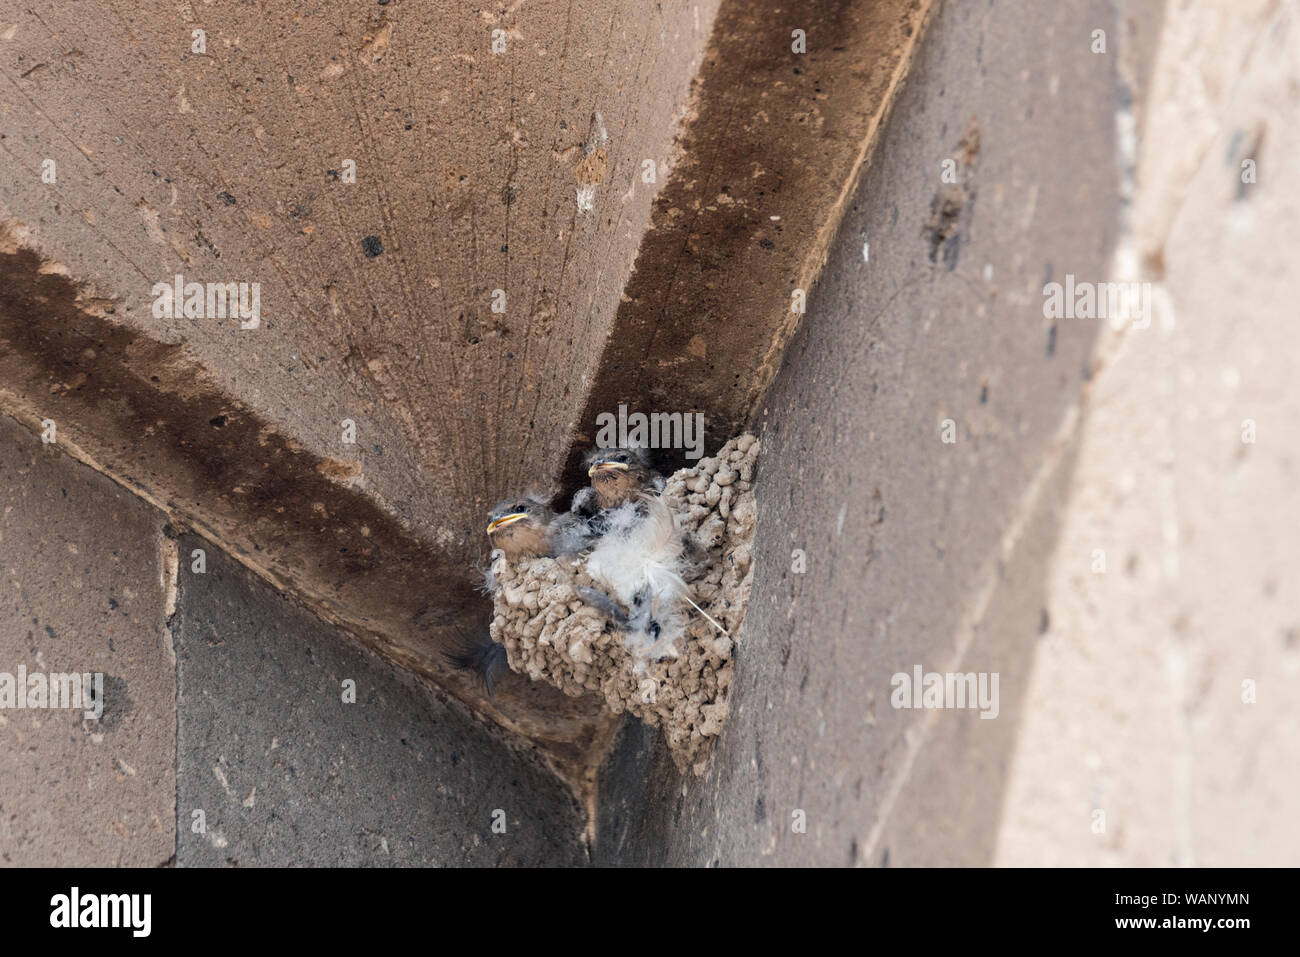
[564,0,932,479]
[0,0,932,785]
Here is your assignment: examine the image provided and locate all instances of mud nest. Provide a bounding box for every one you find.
[489,434,760,772]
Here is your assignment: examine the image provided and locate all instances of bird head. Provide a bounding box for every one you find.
[585,445,657,507]
[486,495,555,560]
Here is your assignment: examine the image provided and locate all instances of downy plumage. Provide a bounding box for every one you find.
[485,493,595,561]
[583,493,690,663]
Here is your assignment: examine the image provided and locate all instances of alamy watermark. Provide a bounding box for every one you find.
[151,273,260,329]
[0,667,103,720]
[594,403,706,460]
[50,887,150,937]
[1043,274,1152,330]
[890,665,999,719]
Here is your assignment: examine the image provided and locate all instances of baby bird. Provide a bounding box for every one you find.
[486,495,558,561]
[580,444,711,579]
[568,485,602,520]
[584,446,665,509]
[576,447,729,662]
[453,494,593,694]
[486,494,592,561]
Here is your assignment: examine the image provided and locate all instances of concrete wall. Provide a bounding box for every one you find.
[595,0,1120,866]
[172,535,586,866]
[0,0,931,778]
[0,416,587,866]
[0,417,174,866]
[995,0,1300,866]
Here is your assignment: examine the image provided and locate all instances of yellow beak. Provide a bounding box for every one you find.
[486,512,527,534]
[588,461,630,477]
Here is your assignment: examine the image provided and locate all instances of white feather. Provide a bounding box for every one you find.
[584,495,689,659]
[585,497,682,604]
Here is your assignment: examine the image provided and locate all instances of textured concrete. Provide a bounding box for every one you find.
[0,0,932,772]
[563,0,932,482]
[995,0,1300,867]
[0,409,589,867]
[173,535,586,866]
[0,416,175,866]
[0,0,721,553]
[4,0,1298,870]
[595,0,1119,866]
[870,440,1079,866]
[0,252,613,782]
[1,0,723,768]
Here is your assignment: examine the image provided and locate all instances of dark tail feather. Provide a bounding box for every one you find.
[577,586,630,627]
[446,637,508,697]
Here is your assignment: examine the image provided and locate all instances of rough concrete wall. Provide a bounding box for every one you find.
[5,0,1298,869]
[0,0,725,771]
[0,411,589,865]
[173,536,586,866]
[0,417,175,865]
[0,0,719,543]
[995,0,1300,867]
[594,0,1119,866]
[0,0,930,777]
[0,244,615,778]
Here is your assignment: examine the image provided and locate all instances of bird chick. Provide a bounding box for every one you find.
[584,445,665,510]
[486,494,592,561]
[579,447,712,582]
[486,495,555,561]
[568,485,602,520]
[462,493,600,696]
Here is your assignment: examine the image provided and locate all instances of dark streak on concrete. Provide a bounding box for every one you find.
[0,247,607,778]
[561,0,932,490]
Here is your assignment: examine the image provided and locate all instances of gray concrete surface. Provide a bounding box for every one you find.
[1,412,588,866]
[0,0,930,772]
[0,416,175,866]
[994,0,1300,866]
[594,0,1120,866]
[172,534,586,866]
[0,0,721,552]
[0,0,729,766]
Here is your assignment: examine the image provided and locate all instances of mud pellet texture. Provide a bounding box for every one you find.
[491,435,760,772]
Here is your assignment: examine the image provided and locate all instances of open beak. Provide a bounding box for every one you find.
[588,461,630,477]
[486,512,528,534]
